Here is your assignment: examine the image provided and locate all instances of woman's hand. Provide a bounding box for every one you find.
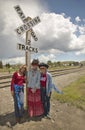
[48,94,50,97]
[31,88,36,93]
[48,92,51,97]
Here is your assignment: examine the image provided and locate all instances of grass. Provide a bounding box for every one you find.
[0,67,18,73]
[52,76,85,110]
[0,66,79,73]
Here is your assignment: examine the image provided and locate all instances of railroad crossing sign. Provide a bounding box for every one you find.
[14,5,41,109]
[15,16,40,36]
[14,5,39,41]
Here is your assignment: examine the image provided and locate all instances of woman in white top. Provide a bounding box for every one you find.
[27,59,44,117]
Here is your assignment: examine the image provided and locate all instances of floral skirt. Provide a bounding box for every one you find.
[27,88,44,117]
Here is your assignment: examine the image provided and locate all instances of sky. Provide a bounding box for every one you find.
[0,0,85,64]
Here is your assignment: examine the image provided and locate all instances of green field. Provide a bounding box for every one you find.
[52,76,85,110]
[0,67,19,73]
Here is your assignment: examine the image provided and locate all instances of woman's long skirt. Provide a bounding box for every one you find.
[28,88,44,117]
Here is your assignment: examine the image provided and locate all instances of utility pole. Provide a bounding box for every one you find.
[25,17,31,109]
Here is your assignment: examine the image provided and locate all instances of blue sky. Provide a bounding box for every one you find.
[44,0,85,19]
[0,0,85,64]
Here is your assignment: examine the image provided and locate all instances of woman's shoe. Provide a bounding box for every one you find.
[16,117,21,123]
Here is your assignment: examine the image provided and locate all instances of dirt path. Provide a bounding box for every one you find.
[0,68,85,130]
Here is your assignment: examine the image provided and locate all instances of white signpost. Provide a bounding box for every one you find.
[14,5,41,109]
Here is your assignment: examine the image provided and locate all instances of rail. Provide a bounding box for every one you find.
[0,66,84,89]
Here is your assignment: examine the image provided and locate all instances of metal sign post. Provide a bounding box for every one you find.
[14,5,40,109]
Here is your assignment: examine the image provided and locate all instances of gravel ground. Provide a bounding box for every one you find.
[0,68,85,130]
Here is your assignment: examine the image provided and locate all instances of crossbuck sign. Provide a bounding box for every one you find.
[14,5,40,41]
[14,5,41,53]
[15,16,40,36]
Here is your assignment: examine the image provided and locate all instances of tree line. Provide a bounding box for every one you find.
[47,60,83,68]
[0,61,10,69]
[0,60,84,69]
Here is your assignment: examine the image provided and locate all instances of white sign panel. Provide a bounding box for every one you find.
[15,16,40,36]
[17,43,38,53]
[14,5,38,41]
[30,29,38,41]
[14,5,26,23]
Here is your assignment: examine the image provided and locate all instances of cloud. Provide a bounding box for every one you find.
[0,0,85,64]
[35,13,85,53]
[38,53,57,63]
[3,56,25,65]
[2,53,56,65]
[79,25,85,35]
[76,49,85,55]
[75,16,81,22]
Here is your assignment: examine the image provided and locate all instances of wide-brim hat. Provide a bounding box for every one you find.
[31,59,39,65]
[38,63,49,69]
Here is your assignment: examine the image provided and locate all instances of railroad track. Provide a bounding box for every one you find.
[51,66,84,77]
[0,66,84,89]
